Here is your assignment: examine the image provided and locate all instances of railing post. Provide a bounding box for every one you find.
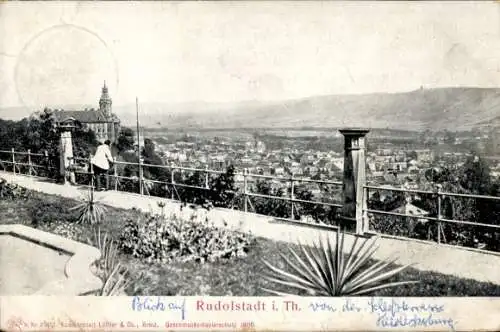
[139,157,144,195]
[89,155,94,189]
[339,128,370,235]
[205,165,209,189]
[44,150,49,176]
[436,184,443,244]
[290,174,295,220]
[170,162,175,200]
[27,149,32,176]
[11,148,16,175]
[113,161,118,191]
[437,192,442,244]
[243,168,248,213]
[362,186,369,233]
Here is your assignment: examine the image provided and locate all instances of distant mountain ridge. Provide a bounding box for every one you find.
[1,87,500,131]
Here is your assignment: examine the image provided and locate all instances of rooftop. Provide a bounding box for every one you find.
[53,110,119,124]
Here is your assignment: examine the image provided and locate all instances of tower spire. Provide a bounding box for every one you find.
[99,80,112,116]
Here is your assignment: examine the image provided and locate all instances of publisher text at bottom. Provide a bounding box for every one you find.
[165,321,255,329]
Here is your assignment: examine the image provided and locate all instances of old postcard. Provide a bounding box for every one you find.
[0,1,499,331]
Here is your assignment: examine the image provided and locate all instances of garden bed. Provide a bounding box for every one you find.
[1,189,500,296]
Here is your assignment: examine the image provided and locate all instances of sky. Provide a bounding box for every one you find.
[1,1,500,110]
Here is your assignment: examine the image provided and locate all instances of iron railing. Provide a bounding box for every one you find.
[0,149,57,177]
[2,147,500,253]
[363,184,500,251]
[0,149,343,229]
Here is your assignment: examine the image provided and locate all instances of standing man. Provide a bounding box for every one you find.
[91,140,114,191]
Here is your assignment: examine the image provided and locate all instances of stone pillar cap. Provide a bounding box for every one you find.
[339,128,370,136]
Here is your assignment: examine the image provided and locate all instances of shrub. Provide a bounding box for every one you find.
[170,166,238,210]
[119,213,254,264]
[0,179,33,200]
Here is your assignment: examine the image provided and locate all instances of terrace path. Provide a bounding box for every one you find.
[2,171,500,285]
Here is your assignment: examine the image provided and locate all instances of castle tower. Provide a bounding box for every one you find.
[99,81,112,118]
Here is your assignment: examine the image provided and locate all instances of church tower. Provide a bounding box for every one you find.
[99,81,112,118]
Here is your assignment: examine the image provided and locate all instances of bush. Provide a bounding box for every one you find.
[119,213,254,264]
[175,166,239,210]
[30,200,80,226]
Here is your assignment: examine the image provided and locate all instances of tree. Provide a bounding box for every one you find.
[116,127,135,153]
[252,180,290,218]
[460,155,491,195]
[143,139,160,162]
[458,155,500,248]
[0,108,98,181]
[292,184,339,225]
[207,165,238,208]
[407,150,418,161]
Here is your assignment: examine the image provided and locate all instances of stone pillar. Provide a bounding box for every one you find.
[339,128,370,235]
[59,130,75,185]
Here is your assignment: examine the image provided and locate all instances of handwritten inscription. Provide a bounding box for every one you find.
[309,302,337,312]
[131,296,186,320]
[369,298,455,330]
[308,298,455,330]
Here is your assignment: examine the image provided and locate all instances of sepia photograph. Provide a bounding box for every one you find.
[0,0,499,303]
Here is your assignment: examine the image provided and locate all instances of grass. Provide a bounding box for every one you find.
[1,191,500,296]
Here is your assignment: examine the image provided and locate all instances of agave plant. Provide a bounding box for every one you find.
[261,231,418,296]
[93,227,119,276]
[98,262,131,296]
[92,226,131,296]
[70,187,107,225]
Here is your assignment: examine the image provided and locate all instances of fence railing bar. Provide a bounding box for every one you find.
[438,217,500,229]
[439,191,500,201]
[69,167,342,210]
[289,177,343,185]
[365,209,500,230]
[70,157,343,188]
[364,185,500,201]
[239,172,343,186]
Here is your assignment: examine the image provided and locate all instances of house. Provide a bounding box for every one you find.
[53,82,120,143]
[390,202,430,223]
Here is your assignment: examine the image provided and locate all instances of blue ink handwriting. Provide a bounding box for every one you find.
[309,302,337,312]
[306,298,455,331]
[131,297,186,320]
